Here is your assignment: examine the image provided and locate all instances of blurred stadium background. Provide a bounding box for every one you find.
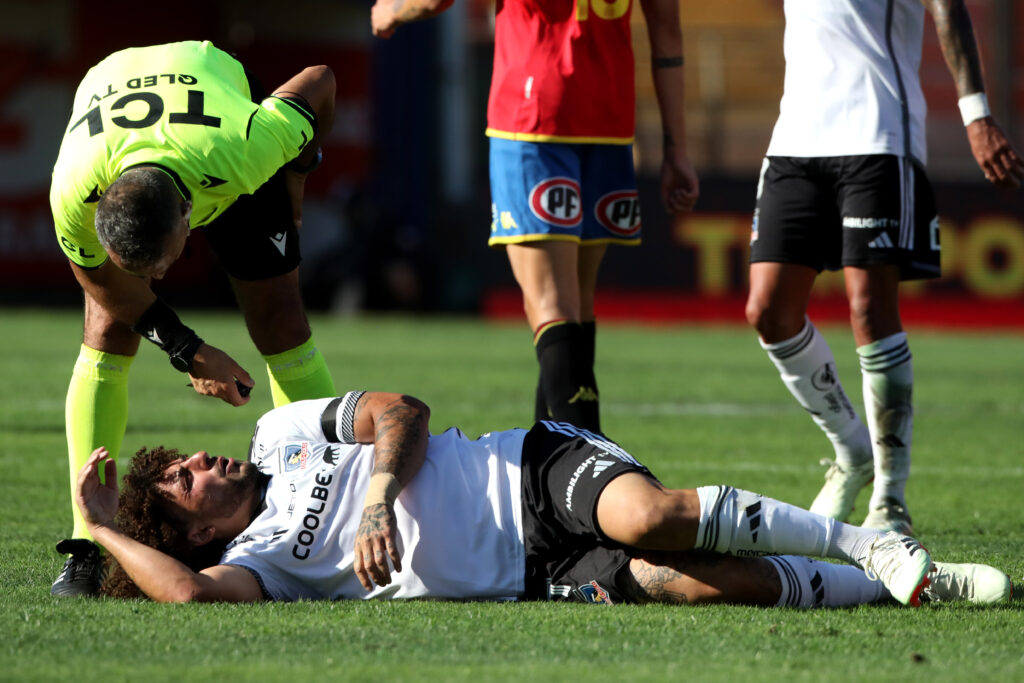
[2,0,1022,326]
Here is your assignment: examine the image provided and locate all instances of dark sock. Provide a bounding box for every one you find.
[535,322,600,432]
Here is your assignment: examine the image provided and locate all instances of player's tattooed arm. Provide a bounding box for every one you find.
[351,392,430,590]
[924,0,985,97]
[367,395,430,482]
[925,0,1024,188]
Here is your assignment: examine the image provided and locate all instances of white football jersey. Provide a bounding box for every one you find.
[766,0,928,162]
[221,393,527,601]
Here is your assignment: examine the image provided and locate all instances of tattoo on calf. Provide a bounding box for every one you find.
[627,550,728,604]
[628,562,692,604]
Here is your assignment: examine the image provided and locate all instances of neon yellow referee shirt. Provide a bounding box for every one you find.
[50,40,315,269]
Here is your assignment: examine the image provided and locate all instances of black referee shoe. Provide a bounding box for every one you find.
[50,539,102,597]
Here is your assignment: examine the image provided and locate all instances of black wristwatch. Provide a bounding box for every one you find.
[169,336,204,373]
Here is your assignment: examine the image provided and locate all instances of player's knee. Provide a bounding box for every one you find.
[746,299,807,342]
[745,297,786,339]
[82,306,141,353]
[744,295,768,331]
[618,493,689,547]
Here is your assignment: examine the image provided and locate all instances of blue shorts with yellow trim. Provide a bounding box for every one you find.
[488,138,641,247]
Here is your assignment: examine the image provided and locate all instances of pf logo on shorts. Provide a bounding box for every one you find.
[595,190,641,236]
[529,177,582,227]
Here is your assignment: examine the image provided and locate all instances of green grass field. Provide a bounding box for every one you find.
[2,308,1022,682]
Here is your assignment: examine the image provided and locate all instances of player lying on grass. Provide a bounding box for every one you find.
[75,392,1012,606]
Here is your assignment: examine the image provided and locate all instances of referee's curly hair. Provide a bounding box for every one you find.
[100,446,227,599]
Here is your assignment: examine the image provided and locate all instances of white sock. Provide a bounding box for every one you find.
[826,519,882,567]
[857,332,913,509]
[761,319,872,468]
[696,485,845,558]
[767,556,889,608]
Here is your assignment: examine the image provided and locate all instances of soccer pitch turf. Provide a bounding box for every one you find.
[2,308,1022,682]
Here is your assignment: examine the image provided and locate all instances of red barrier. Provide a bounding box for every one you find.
[482,289,1024,330]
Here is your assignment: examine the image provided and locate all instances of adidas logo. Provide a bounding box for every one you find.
[547,584,573,599]
[811,571,825,606]
[746,501,762,543]
[867,232,895,249]
[592,459,616,478]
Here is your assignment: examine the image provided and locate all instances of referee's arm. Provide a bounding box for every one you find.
[70,259,253,406]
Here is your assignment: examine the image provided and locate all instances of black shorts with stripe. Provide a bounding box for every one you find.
[201,68,301,281]
[750,154,940,280]
[518,421,654,604]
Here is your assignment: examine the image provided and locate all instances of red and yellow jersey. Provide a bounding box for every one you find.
[485,0,636,144]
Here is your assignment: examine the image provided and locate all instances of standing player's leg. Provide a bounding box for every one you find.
[490,138,599,431]
[206,169,335,407]
[54,295,140,596]
[845,265,914,535]
[747,262,874,521]
[746,157,873,522]
[230,269,335,406]
[564,142,642,433]
[836,155,938,536]
[507,241,600,431]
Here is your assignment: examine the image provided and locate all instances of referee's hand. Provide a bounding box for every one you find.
[186,343,254,406]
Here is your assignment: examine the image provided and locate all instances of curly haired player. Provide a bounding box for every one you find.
[76,392,1010,606]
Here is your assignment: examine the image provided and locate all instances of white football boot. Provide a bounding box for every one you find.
[862,531,931,606]
[920,562,1012,605]
[809,458,874,521]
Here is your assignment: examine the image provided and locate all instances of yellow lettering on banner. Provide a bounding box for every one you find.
[576,0,630,21]
[961,218,1024,297]
[677,216,746,295]
[669,212,1024,299]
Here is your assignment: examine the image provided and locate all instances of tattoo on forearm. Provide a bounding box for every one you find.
[928,0,985,96]
[372,400,427,479]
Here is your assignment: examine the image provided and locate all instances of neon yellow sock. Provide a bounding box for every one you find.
[263,336,336,407]
[65,345,134,540]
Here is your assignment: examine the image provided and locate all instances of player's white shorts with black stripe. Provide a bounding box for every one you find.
[750,154,940,280]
